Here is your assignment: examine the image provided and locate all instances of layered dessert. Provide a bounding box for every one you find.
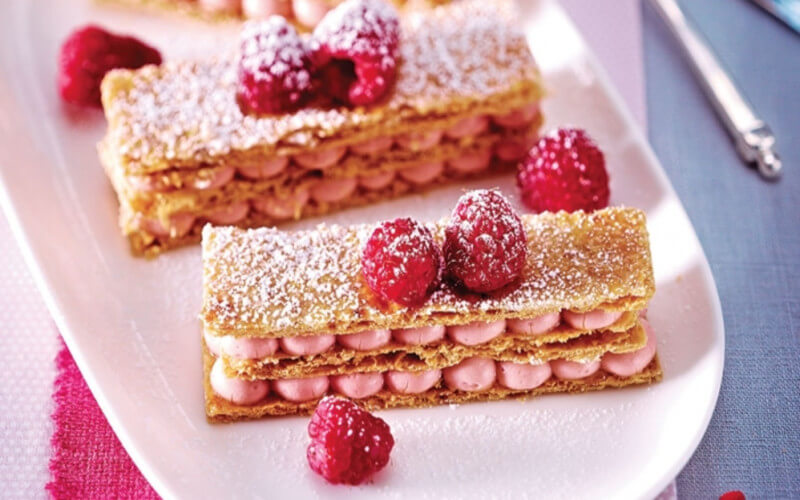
[99,0,445,26]
[99,0,544,256]
[200,205,661,421]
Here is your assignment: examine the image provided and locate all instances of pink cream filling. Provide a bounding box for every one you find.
[399,161,444,185]
[242,0,292,19]
[506,313,561,336]
[330,373,385,399]
[140,213,196,238]
[204,200,250,225]
[204,331,280,359]
[447,149,492,174]
[601,318,657,377]
[293,147,347,170]
[237,157,289,180]
[210,313,658,405]
[210,358,269,406]
[210,321,658,405]
[496,361,552,390]
[358,170,396,190]
[336,329,392,351]
[211,308,621,361]
[198,0,240,13]
[292,0,330,27]
[392,325,446,345]
[203,331,224,357]
[562,310,623,330]
[309,177,358,203]
[385,369,442,394]
[447,320,506,346]
[251,190,309,219]
[443,357,497,392]
[550,359,602,380]
[272,376,330,402]
[194,165,235,190]
[279,334,335,356]
[445,115,489,139]
[223,336,278,360]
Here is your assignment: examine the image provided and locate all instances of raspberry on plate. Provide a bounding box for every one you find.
[443,190,527,294]
[517,127,610,213]
[237,17,315,114]
[58,25,162,107]
[311,0,400,106]
[361,217,442,306]
[307,396,394,485]
[719,491,746,500]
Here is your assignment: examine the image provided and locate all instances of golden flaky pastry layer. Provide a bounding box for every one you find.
[102,121,540,217]
[222,312,643,380]
[99,0,543,175]
[201,208,656,337]
[203,346,663,421]
[124,160,516,256]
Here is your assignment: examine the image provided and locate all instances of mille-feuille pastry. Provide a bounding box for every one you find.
[99,0,446,27]
[201,199,661,422]
[99,0,544,256]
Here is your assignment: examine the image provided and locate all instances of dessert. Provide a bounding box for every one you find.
[98,0,446,27]
[200,206,661,422]
[99,0,545,256]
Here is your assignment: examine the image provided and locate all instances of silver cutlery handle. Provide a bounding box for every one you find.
[650,0,782,179]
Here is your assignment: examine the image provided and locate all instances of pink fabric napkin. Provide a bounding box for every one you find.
[47,340,159,500]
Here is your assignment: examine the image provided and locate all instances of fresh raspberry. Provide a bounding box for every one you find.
[517,127,610,213]
[361,217,442,307]
[307,396,394,485]
[311,0,400,106]
[443,190,527,294]
[58,25,162,107]
[237,17,315,114]
[719,491,746,500]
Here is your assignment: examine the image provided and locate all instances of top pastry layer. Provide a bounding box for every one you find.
[100,0,543,175]
[201,207,656,337]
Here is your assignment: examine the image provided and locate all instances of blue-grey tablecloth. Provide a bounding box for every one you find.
[642,0,800,497]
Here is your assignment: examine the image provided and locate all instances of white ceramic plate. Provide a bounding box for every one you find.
[0,0,724,498]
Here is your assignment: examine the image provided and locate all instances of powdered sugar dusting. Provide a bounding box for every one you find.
[362,218,442,306]
[444,189,527,292]
[239,17,312,88]
[203,223,362,331]
[201,208,654,335]
[312,0,400,70]
[102,0,540,170]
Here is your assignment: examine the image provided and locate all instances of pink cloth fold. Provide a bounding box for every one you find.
[47,340,159,499]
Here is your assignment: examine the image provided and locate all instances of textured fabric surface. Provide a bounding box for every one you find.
[643,0,800,497]
[0,214,60,500]
[47,340,159,499]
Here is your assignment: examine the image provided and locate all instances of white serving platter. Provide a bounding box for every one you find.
[0,0,724,498]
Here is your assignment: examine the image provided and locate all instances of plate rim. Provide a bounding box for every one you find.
[0,0,725,498]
